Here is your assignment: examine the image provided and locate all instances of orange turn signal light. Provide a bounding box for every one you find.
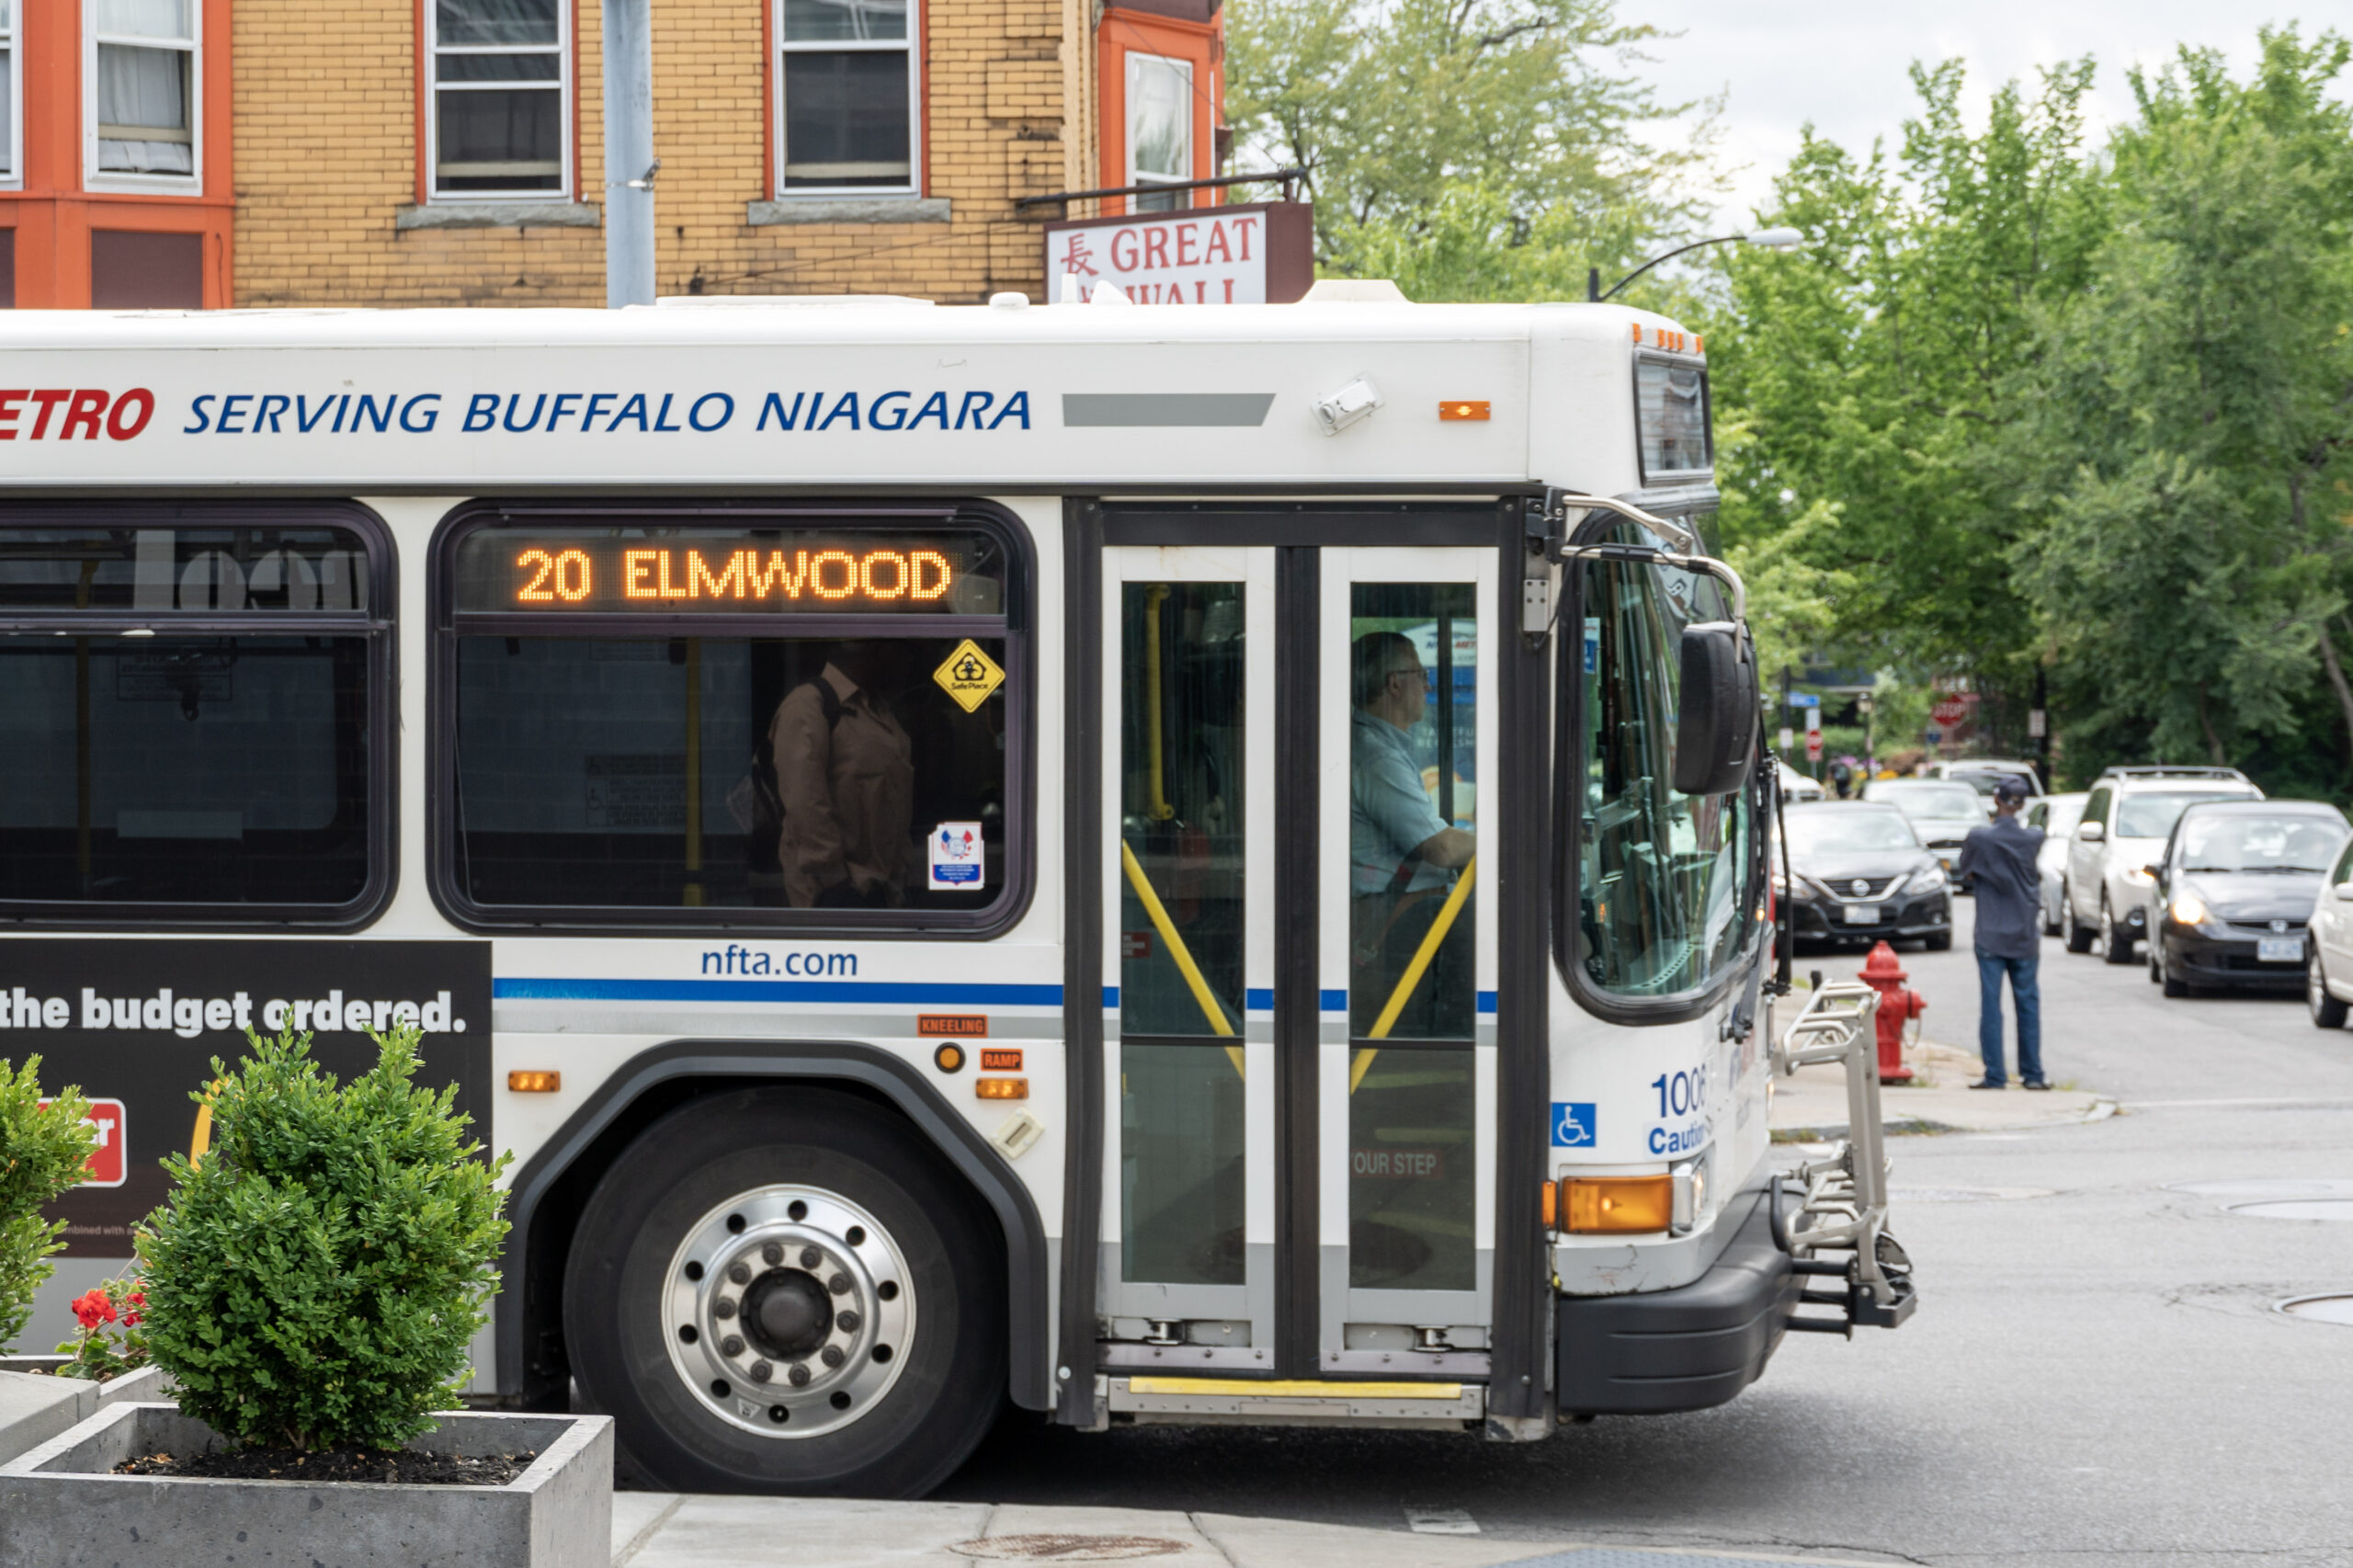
[507,1071,561,1093]
[976,1077,1029,1100]
[1541,1179,1558,1229]
[1438,401,1491,422]
[1563,1176,1673,1233]
[934,1043,967,1073]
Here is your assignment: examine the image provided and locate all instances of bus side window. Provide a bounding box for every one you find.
[438,515,1023,927]
[0,514,385,919]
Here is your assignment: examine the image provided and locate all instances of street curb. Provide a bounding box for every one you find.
[1771,1116,1961,1142]
[1771,1095,2117,1143]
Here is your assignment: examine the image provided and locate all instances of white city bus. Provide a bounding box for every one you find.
[0,291,1909,1496]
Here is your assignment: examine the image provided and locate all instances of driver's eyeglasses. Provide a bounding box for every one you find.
[1388,665,1430,687]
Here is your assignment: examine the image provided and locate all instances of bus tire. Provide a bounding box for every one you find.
[563,1086,1005,1498]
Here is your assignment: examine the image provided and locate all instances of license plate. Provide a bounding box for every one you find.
[1843,904,1881,925]
[2258,937,2302,963]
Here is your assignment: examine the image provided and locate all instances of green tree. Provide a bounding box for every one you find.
[1224,0,1717,301]
[1708,56,2106,748]
[2011,28,2353,781]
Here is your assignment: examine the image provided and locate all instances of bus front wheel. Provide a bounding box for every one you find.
[563,1086,1005,1498]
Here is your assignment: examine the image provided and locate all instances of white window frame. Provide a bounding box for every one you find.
[83,0,202,196]
[426,0,573,204]
[0,2,22,188]
[772,0,922,200]
[1124,51,1193,210]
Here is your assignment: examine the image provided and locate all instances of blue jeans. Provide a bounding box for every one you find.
[1976,953,2043,1086]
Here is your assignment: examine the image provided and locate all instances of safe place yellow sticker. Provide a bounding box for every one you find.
[933,639,1006,712]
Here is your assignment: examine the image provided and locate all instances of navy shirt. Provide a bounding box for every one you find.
[1956,813,2045,960]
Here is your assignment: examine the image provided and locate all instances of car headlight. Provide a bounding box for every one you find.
[2168,892,2208,926]
[2125,866,2156,886]
[1904,864,1948,893]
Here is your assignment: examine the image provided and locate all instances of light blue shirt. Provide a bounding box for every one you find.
[1352,710,1453,894]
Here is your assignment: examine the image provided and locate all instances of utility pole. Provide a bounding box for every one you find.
[604,0,655,308]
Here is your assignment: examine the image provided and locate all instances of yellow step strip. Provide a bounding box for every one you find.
[1124,1378,1463,1399]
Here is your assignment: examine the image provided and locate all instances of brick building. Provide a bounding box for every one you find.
[0,0,1228,309]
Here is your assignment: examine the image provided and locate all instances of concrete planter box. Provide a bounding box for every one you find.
[0,1403,612,1568]
[0,1360,168,1466]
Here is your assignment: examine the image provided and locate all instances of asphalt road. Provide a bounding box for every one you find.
[938,903,2353,1567]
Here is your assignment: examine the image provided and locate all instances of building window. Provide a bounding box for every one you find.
[1,0,19,184]
[430,0,567,199]
[1126,52,1191,210]
[776,0,916,194]
[86,0,199,185]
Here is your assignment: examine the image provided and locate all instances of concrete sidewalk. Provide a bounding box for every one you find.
[1769,1032,2114,1140]
[611,1494,1899,1567]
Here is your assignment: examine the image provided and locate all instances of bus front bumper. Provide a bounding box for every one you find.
[1554,1187,1800,1416]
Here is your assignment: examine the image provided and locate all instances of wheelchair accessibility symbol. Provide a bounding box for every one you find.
[1551,1102,1596,1148]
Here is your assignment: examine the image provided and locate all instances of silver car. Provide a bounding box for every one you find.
[2028,792,2088,934]
[1859,779,1988,876]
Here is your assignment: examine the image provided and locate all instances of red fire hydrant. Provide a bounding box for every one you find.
[1859,940,1924,1084]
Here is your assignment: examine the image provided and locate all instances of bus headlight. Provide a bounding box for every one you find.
[1563,1176,1673,1233]
[1671,1157,1708,1235]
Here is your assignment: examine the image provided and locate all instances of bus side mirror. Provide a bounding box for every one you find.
[1674,622,1756,796]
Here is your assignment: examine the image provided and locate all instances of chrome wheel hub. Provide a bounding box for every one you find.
[662,1185,915,1438]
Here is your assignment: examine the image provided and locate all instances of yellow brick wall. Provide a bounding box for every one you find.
[232,0,1094,307]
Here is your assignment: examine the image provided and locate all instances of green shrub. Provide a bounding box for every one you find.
[0,1057,98,1350]
[137,1027,510,1451]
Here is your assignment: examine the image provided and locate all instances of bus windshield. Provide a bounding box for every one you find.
[1571,528,1755,999]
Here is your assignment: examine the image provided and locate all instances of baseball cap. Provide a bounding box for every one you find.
[1994,775,2031,804]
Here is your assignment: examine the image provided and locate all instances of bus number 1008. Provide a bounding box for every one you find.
[1651,1068,1707,1119]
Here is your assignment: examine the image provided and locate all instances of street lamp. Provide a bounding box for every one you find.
[1586,227,1803,304]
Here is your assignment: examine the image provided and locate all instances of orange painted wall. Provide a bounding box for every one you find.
[1094,6,1220,216]
[0,0,236,308]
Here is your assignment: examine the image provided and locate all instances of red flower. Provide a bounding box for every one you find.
[71,1289,116,1330]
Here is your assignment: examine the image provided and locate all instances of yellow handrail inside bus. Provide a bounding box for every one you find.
[1119,839,1243,1077]
[1142,585,1176,821]
[1352,856,1477,1093]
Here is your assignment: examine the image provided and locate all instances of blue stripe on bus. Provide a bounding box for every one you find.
[494,978,1065,1007]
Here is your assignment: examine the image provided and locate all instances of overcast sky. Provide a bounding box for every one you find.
[1633,3,2330,227]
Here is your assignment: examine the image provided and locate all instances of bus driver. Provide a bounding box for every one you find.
[1349,631,1475,1038]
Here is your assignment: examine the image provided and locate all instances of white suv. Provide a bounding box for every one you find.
[2064,767,2263,963]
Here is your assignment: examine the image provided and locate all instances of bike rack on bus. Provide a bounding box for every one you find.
[1768,980,1917,1335]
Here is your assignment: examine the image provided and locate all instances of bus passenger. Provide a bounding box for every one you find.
[769,642,917,908]
[1349,631,1475,1038]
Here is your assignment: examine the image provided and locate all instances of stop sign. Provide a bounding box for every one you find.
[1804,731,1824,761]
[1930,697,1971,727]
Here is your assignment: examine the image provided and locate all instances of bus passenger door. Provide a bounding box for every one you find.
[1095,539,1499,1384]
[1098,547,1278,1368]
[1318,549,1497,1372]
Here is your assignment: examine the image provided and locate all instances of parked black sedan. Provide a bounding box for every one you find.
[1779,801,1955,951]
[2147,799,2350,997]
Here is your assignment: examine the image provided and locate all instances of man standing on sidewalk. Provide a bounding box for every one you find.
[1956,775,2049,1089]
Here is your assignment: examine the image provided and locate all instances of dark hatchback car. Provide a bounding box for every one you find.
[2147,800,2350,997]
[1779,801,1954,951]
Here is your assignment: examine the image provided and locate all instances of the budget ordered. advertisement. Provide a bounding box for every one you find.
[0,940,493,1256]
